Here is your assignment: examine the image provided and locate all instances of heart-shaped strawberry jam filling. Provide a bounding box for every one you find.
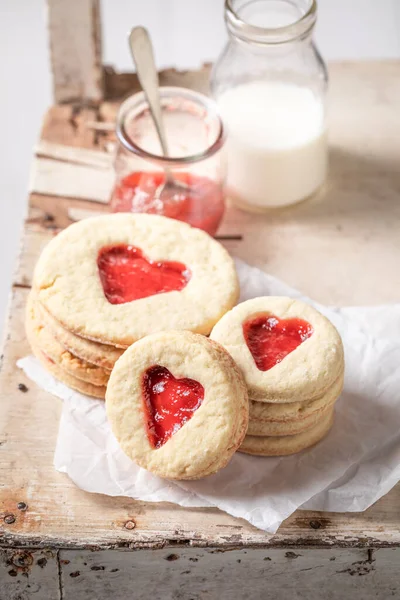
[243,315,313,371]
[142,366,204,449]
[97,245,191,305]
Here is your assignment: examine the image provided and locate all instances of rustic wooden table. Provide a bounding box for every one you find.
[1,62,400,599]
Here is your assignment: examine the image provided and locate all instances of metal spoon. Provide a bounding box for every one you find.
[128,26,188,202]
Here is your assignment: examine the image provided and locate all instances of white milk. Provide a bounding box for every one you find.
[217,81,327,209]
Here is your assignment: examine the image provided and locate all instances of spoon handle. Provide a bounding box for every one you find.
[128,27,169,157]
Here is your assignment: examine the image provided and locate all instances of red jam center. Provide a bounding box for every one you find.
[110,171,225,236]
[142,365,205,449]
[243,315,313,371]
[97,244,190,305]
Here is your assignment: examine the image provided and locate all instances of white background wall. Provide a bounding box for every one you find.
[0,0,399,335]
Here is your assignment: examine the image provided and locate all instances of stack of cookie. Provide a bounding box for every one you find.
[26,291,122,398]
[26,212,345,475]
[26,213,239,400]
[211,296,344,456]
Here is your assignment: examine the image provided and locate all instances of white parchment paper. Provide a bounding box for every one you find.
[18,260,400,533]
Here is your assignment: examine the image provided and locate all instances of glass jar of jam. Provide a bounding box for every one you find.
[111,87,226,236]
[211,0,328,211]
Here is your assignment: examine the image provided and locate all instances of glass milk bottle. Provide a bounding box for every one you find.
[211,0,328,211]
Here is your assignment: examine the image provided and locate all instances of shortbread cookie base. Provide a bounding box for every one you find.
[247,402,333,437]
[26,292,110,387]
[248,371,344,436]
[26,332,106,400]
[36,293,124,369]
[187,339,249,479]
[184,391,249,480]
[239,409,334,456]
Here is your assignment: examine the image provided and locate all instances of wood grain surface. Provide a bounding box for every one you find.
[1,62,400,554]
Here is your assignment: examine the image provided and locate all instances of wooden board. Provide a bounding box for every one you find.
[1,546,398,600]
[47,0,103,102]
[2,62,400,564]
[2,288,400,551]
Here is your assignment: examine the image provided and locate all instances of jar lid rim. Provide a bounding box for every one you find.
[116,86,225,165]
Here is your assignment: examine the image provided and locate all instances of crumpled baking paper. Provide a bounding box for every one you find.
[17,259,400,533]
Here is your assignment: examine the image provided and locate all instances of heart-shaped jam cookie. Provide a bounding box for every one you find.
[142,365,204,448]
[98,244,191,305]
[243,315,313,371]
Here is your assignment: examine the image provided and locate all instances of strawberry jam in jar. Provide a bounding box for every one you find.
[111,87,226,236]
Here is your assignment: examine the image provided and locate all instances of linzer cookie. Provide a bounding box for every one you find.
[210,296,344,403]
[106,332,249,480]
[33,213,239,348]
[211,296,344,456]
